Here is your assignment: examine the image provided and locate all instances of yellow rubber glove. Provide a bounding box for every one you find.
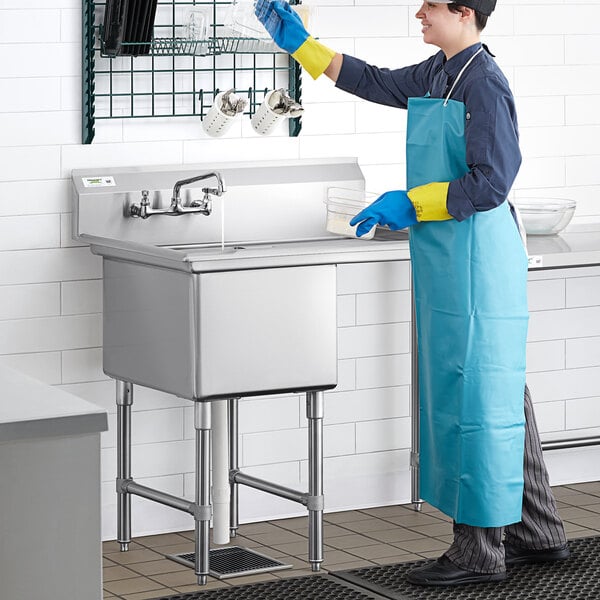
[407,182,453,221]
[292,37,336,79]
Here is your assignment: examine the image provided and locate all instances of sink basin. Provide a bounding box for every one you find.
[96,236,408,401]
[103,257,337,400]
[168,244,240,255]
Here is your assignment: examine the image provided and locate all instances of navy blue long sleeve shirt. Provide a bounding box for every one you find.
[335,43,522,222]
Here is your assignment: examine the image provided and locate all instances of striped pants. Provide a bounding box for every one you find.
[444,385,567,574]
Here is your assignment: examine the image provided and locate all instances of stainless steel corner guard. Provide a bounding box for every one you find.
[115,382,326,584]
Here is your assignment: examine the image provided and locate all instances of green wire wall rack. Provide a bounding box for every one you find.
[82,0,302,143]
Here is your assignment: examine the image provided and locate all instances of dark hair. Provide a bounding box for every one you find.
[447,3,488,31]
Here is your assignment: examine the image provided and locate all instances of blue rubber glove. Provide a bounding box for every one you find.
[255,0,309,53]
[349,190,418,237]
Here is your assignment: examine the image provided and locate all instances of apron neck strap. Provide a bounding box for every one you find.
[444,47,484,106]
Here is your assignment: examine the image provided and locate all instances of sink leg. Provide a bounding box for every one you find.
[228,397,240,538]
[194,402,211,585]
[307,391,324,572]
[410,290,423,511]
[116,380,133,552]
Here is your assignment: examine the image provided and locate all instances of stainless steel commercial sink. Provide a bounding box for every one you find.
[73,159,410,402]
[73,161,408,400]
[72,157,410,584]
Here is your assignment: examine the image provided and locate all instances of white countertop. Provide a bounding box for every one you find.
[526,224,600,269]
[0,362,108,442]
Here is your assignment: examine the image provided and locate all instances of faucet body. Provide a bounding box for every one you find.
[130,171,226,219]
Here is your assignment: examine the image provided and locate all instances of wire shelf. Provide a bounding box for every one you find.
[83,0,302,143]
[99,33,280,57]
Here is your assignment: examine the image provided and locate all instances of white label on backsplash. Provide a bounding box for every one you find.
[528,255,543,268]
[82,176,116,188]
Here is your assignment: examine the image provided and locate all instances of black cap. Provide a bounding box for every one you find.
[434,0,496,17]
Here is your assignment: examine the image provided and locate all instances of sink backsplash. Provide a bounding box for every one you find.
[72,158,366,247]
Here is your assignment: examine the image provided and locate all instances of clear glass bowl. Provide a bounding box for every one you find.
[514,198,576,235]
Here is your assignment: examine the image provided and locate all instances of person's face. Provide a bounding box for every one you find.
[415,2,464,50]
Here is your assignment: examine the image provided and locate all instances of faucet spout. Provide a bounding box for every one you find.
[172,171,226,206]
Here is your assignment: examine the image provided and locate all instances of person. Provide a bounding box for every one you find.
[255,0,571,587]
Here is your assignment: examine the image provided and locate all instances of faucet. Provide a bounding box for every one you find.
[130,171,226,219]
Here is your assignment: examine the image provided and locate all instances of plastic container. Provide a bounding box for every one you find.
[513,198,576,235]
[325,187,378,239]
[184,7,210,55]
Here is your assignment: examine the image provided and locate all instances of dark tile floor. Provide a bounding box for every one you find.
[102,481,600,599]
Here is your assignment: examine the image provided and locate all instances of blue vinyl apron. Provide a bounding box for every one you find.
[407,49,530,527]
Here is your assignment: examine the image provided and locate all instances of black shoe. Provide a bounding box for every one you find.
[406,555,507,587]
[504,542,570,566]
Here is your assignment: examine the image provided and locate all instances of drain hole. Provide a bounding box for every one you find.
[167,546,292,579]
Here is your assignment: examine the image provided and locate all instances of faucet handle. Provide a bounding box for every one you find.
[130,190,151,218]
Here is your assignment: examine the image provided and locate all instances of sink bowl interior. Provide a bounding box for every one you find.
[165,238,336,255]
[166,244,240,255]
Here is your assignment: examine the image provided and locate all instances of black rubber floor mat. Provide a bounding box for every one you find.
[150,574,388,599]
[332,536,600,600]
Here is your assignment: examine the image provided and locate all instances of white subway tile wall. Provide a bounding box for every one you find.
[527,267,600,481]
[0,1,599,539]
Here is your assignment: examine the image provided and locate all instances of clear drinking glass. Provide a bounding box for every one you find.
[225,0,270,38]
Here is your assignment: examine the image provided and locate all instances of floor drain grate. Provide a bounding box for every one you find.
[167,546,293,579]
[151,574,387,599]
[331,536,600,600]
